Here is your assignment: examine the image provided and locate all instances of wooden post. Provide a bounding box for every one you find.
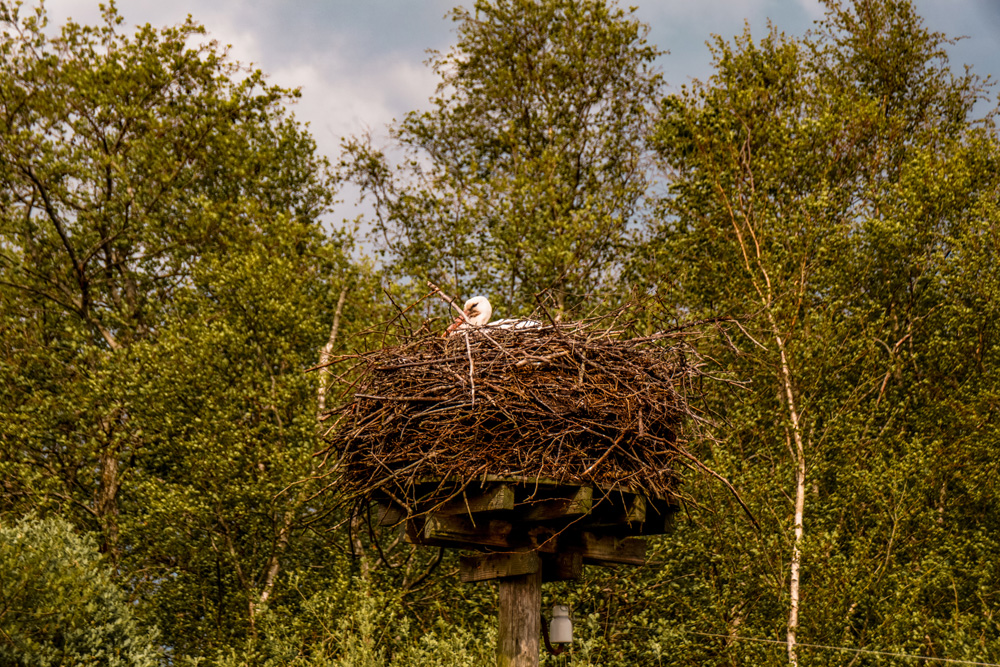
[385,482,675,666]
[497,569,541,667]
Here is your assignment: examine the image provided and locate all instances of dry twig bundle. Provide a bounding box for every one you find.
[318,310,714,507]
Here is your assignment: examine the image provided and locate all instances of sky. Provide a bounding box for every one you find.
[31,0,1000,224]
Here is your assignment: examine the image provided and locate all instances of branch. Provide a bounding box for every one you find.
[427,281,470,322]
[401,547,444,593]
[21,164,83,282]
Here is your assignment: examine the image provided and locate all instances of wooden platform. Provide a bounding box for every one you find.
[374,478,677,583]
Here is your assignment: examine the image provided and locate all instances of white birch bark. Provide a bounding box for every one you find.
[771,315,806,667]
[714,170,808,666]
[317,285,349,414]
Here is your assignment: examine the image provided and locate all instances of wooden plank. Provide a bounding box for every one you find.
[519,486,592,521]
[598,493,646,525]
[422,515,513,549]
[407,514,560,553]
[624,494,646,523]
[542,552,583,582]
[498,569,542,667]
[481,474,565,487]
[581,519,662,538]
[434,484,515,516]
[589,492,646,526]
[571,532,647,566]
[375,502,405,526]
[460,551,540,583]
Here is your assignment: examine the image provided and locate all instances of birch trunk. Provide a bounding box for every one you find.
[318,285,349,414]
[770,314,806,667]
[713,166,809,666]
[259,510,294,608]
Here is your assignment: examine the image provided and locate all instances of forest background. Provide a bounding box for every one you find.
[1,0,998,665]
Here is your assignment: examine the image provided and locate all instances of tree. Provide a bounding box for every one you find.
[636,0,1000,663]
[0,2,375,658]
[340,0,662,314]
[0,514,161,666]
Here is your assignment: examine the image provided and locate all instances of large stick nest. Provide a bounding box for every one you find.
[318,308,716,505]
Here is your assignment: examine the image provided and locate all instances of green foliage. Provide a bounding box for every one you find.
[0,2,334,350]
[631,0,1000,663]
[211,575,495,667]
[0,515,161,667]
[0,2,374,661]
[341,0,662,313]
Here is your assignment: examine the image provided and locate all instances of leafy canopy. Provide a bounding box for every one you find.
[341,0,662,313]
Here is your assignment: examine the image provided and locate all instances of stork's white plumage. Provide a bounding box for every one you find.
[444,296,540,335]
[445,295,492,335]
[491,317,543,330]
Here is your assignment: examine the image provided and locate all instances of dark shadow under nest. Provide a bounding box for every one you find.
[315,298,735,513]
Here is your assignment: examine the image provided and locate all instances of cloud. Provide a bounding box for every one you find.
[270,56,438,157]
[37,0,446,157]
[21,0,1000,250]
[26,0,1000,174]
[634,0,828,89]
[793,0,826,22]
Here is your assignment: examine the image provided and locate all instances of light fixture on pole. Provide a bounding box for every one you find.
[542,603,573,656]
[550,604,572,644]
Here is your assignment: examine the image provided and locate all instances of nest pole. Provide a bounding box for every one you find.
[386,480,676,664]
[498,568,542,667]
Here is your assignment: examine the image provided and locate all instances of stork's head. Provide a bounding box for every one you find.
[463,296,492,326]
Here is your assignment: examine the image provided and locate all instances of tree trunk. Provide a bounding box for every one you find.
[318,285,349,414]
[259,510,294,608]
[95,439,121,559]
[771,318,806,667]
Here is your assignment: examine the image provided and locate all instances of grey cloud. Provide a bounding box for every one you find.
[205,0,457,67]
[32,0,1000,156]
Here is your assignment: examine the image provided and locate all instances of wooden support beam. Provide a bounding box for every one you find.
[589,492,646,526]
[459,550,583,584]
[650,498,677,531]
[624,494,646,523]
[409,516,653,562]
[542,551,583,582]
[628,498,677,535]
[481,474,564,487]
[418,515,514,550]
[571,532,647,566]
[407,514,560,553]
[375,502,405,527]
[460,551,540,583]
[519,486,592,521]
[435,484,515,516]
[498,568,541,667]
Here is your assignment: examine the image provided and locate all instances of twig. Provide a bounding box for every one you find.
[464,331,475,406]
[427,281,470,322]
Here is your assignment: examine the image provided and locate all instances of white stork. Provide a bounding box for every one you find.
[445,296,540,335]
